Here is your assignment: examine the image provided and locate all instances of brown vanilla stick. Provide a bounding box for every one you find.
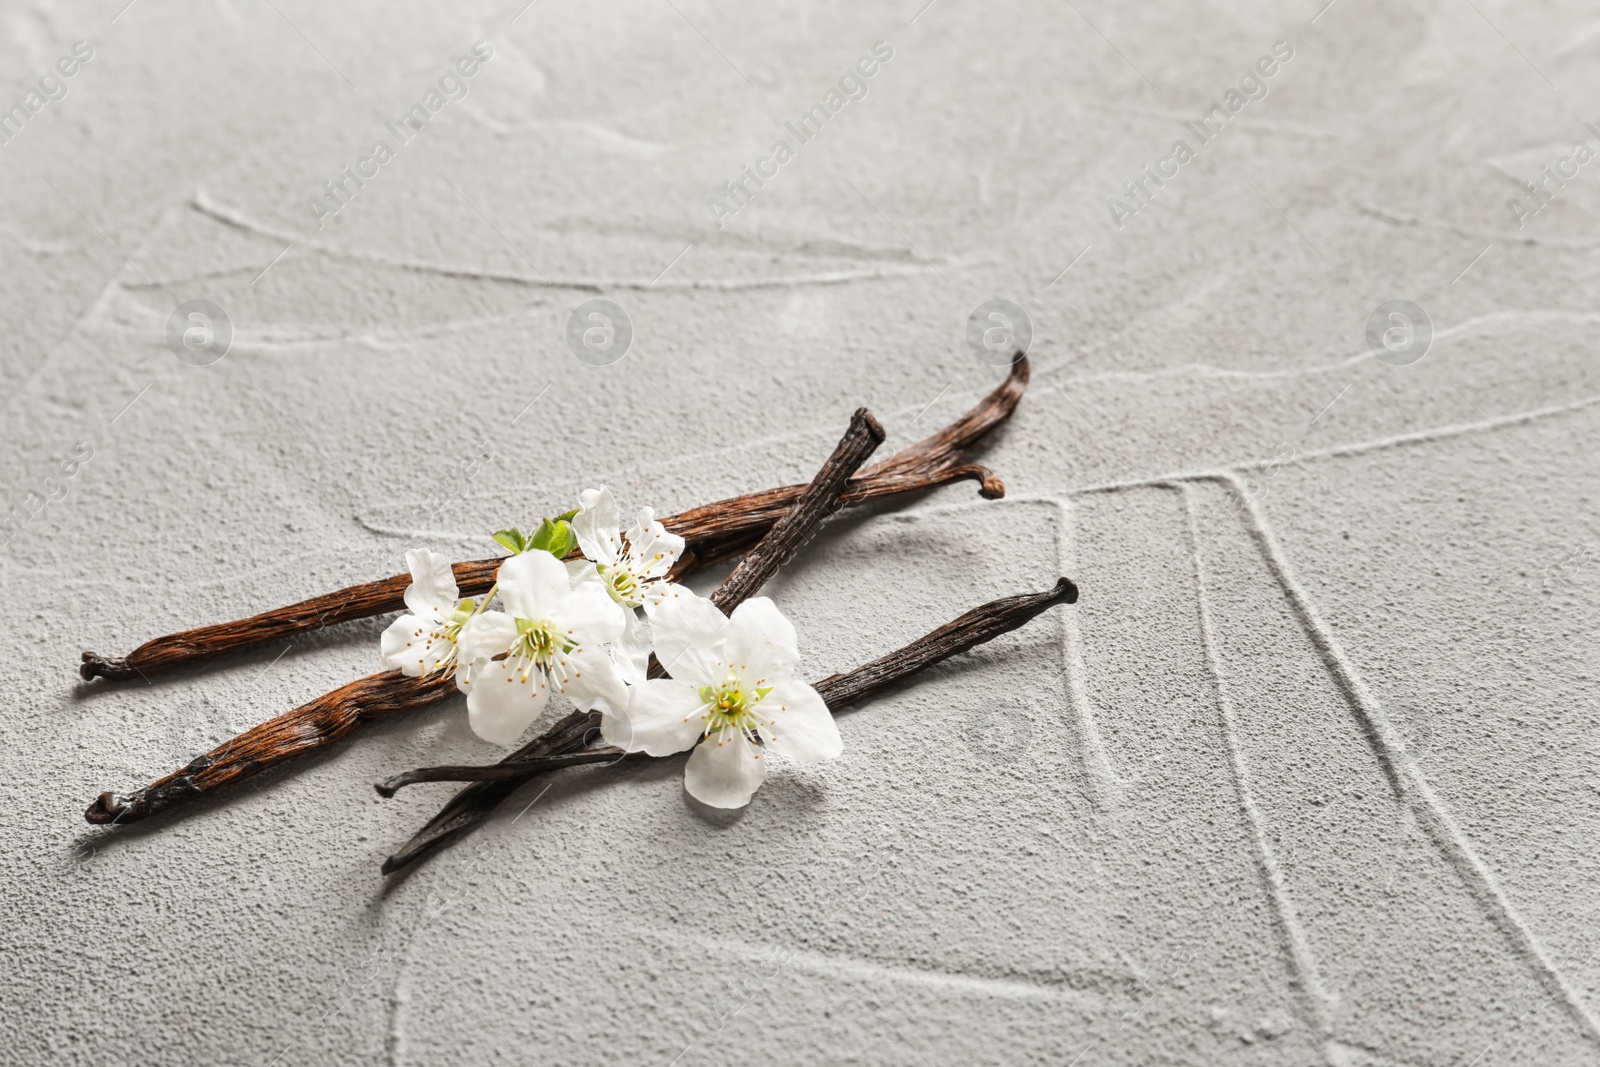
[374,407,893,872]
[80,358,1027,683]
[376,578,1079,796]
[84,407,888,827]
[85,671,455,825]
[709,407,884,611]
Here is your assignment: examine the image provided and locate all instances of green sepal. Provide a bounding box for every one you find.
[527,517,578,559]
[551,521,578,558]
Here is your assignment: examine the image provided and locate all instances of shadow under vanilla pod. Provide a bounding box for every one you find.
[82,359,1034,828]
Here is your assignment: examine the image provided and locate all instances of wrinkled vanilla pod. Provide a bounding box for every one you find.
[85,407,889,826]
[376,578,1079,874]
[85,671,454,825]
[80,358,1027,683]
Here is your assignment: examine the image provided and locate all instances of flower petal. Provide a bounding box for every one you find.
[556,580,627,645]
[381,614,436,677]
[558,643,630,718]
[614,610,652,686]
[573,485,622,566]
[684,734,767,808]
[624,506,685,580]
[497,549,574,620]
[759,680,841,763]
[650,592,729,686]
[602,678,706,755]
[402,549,459,618]
[723,597,800,684]
[456,611,518,688]
[565,558,600,587]
[639,580,691,616]
[465,657,550,745]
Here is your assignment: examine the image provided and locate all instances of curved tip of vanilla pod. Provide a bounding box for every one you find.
[977,469,1006,500]
[84,792,127,824]
[1051,576,1079,604]
[1007,352,1031,384]
[941,464,1006,500]
[79,651,136,682]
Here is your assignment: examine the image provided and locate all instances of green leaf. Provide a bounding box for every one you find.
[492,527,529,555]
[552,506,580,523]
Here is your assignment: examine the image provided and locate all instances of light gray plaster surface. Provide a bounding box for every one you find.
[1,0,1597,1064]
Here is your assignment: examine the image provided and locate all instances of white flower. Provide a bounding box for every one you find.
[603,593,841,808]
[454,549,629,746]
[572,485,686,610]
[572,485,688,680]
[380,549,474,678]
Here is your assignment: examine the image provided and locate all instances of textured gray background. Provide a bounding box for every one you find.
[2,0,1598,1064]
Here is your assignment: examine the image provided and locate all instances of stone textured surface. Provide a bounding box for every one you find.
[2,0,1597,1063]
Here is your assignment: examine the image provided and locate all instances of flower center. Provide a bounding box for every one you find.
[597,563,643,607]
[698,671,776,736]
[513,617,573,663]
[409,600,477,676]
[443,601,475,642]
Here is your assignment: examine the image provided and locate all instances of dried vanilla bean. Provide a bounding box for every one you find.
[376,578,1079,871]
[80,358,1027,682]
[84,406,889,827]
[85,671,454,825]
[708,407,884,611]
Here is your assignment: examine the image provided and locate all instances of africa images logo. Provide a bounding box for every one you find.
[1365,300,1431,367]
[306,42,495,228]
[1505,121,1600,230]
[0,40,95,149]
[705,40,895,229]
[1105,40,1295,230]
[166,300,233,366]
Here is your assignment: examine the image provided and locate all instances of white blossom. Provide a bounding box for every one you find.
[571,485,688,681]
[604,593,840,808]
[455,549,629,746]
[380,549,474,678]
